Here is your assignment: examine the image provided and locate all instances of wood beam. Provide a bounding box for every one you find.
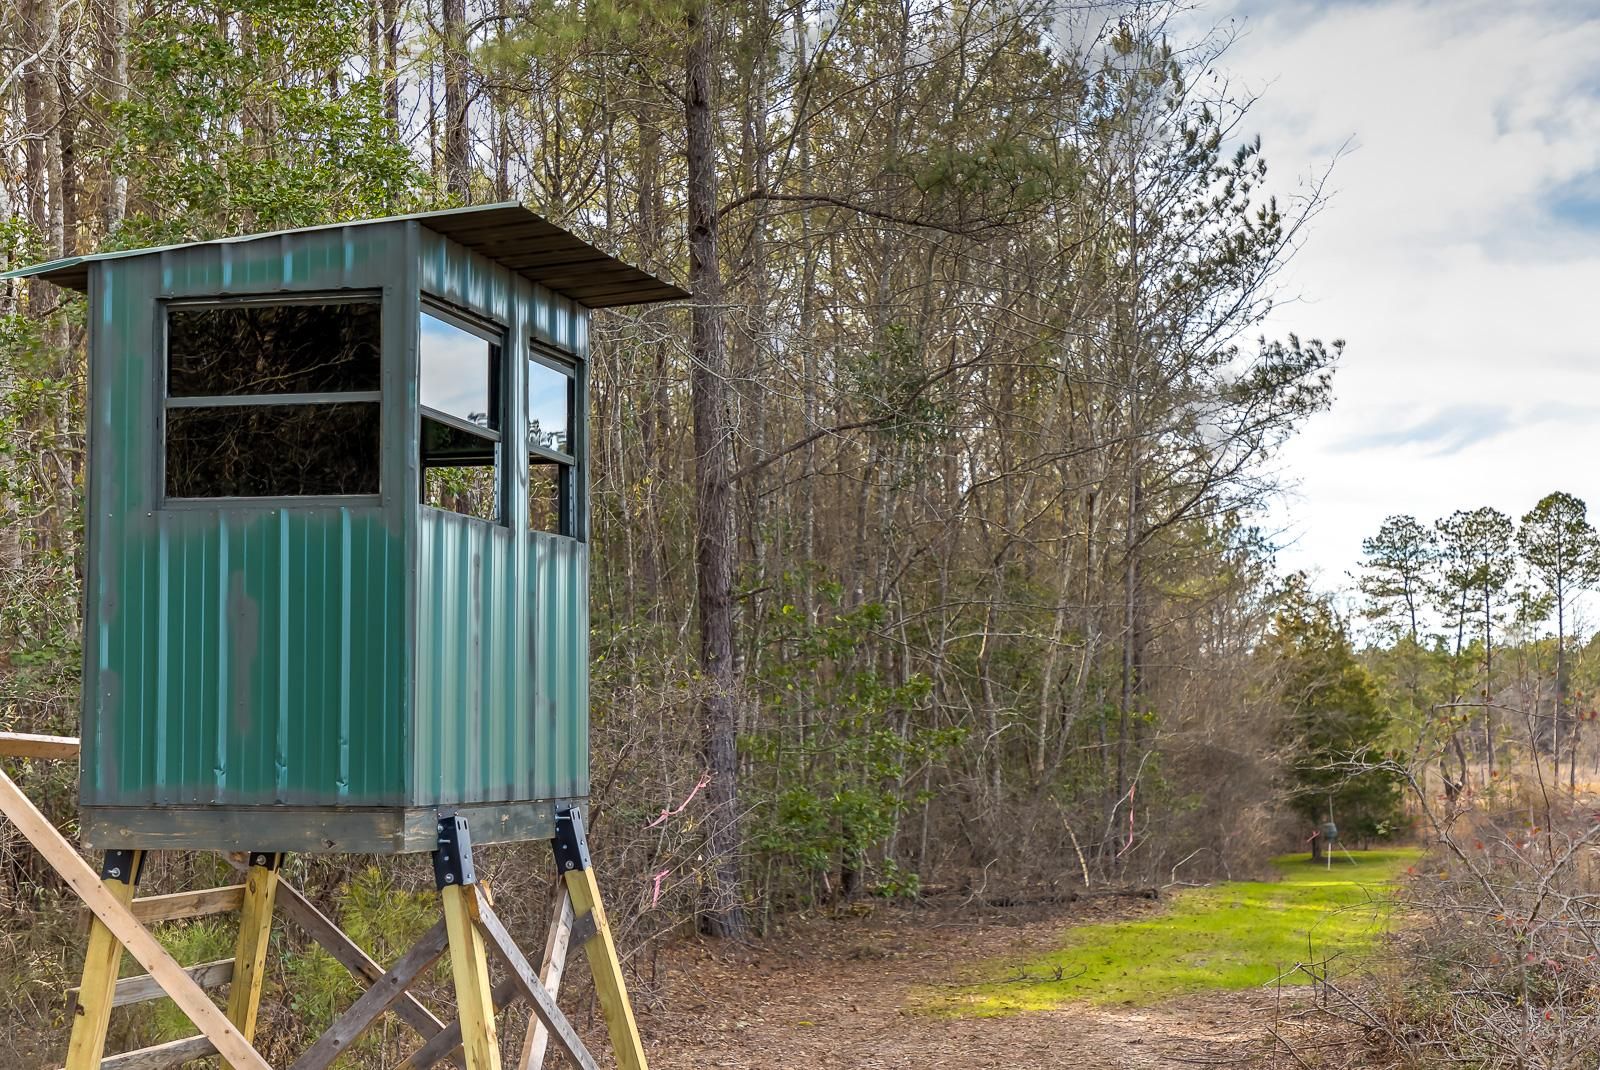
[0,770,272,1070]
[65,851,142,1070]
[0,731,80,759]
[441,884,501,1070]
[287,921,449,1070]
[563,865,649,1070]
[224,853,283,1054]
[470,885,599,1070]
[518,883,575,1070]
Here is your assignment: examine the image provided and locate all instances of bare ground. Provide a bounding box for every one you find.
[634,896,1349,1069]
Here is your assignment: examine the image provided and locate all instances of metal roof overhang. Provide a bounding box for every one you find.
[0,202,689,309]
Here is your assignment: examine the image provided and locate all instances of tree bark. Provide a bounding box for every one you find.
[442,0,470,198]
[686,2,747,939]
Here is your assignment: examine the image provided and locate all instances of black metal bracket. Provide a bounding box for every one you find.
[99,849,144,886]
[569,910,599,946]
[552,805,590,873]
[245,851,284,872]
[432,813,477,889]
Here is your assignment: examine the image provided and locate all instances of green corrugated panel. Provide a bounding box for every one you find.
[83,228,409,809]
[78,220,591,837]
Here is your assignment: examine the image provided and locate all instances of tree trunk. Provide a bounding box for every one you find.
[442,0,470,198]
[103,0,129,231]
[686,2,747,940]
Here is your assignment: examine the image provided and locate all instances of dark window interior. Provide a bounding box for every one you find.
[168,303,380,397]
[167,404,380,498]
[420,309,504,523]
[164,299,381,500]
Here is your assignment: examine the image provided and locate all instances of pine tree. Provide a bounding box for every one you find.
[1270,575,1403,845]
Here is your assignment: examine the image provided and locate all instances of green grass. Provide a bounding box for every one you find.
[929,848,1420,1015]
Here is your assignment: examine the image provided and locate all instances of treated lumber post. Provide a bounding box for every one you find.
[434,815,501,1070]
[553,807,648,1070]
[65,850,144,1070]
[470,886,598,1070]
[0,769,273,1070]
[225,852,283,1053]
[518,883,574,1070]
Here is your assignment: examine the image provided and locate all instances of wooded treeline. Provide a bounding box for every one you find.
[1357,494,1600,799]
[1,0,1338,959]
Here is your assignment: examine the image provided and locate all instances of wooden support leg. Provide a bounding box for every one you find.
[225,851,283,1055]
[435,816,501,1070]
[554,808,648,1070]
[517,882,574,1070]
[65,850,144,1070]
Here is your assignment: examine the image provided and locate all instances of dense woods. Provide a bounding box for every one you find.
[15,0,1570,1062]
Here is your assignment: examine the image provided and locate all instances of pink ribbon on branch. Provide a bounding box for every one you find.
[645,771,713,829]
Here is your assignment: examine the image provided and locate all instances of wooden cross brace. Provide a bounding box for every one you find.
[0,735,645,1070]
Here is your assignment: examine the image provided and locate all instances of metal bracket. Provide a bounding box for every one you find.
[99,848,143,886]
[245,851,283,872]
[569,910,598,946]
[432,813,477,889]
[552,806,590,873]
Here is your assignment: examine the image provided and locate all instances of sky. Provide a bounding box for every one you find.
[1181,0,1600,591]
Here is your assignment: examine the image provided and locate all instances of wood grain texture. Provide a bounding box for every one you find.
[0,731,81,759]
[68,958,233,1009]
[75,884,246,936]
[0,771,272,1070]
[287,921,448,1070]
[225,855,282,1049]
[441,884,502,1070]
[470,886,599,1070]
[564,866,650,1070]
[96,1035,216,1070]
[518,883,574,1070]
[65,851,142,1070]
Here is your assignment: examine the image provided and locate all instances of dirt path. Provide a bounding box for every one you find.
[638,898,1321,1069]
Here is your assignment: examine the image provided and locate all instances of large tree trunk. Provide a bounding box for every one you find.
[103,0,129,230]
[441,0,469,198]
[686,2,747,939]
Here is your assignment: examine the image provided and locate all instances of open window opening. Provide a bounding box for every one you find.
[420,307,504,523]
[528,347,577,536]
[163,298,382,499]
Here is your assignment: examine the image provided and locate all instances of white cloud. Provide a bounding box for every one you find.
[1190,0,1600,585]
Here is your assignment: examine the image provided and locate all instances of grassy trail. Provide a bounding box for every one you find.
[934,848,1419,1016]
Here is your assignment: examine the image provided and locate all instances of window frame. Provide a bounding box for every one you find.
[526,341,580,539]
[418,299,510,526]
[158,292,384,507]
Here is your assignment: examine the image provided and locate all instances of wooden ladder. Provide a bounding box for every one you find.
[0,732,649,1070]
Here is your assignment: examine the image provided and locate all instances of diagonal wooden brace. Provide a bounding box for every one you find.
[288,920,450,1070]
[0,769,273,1070]
[470,885,601,1070]
[518,882,575,1070]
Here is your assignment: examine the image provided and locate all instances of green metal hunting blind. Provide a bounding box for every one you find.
[7,204,686,854]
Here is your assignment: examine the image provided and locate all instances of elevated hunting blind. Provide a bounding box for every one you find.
[9,203,686,854]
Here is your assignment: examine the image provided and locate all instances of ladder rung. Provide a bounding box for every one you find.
[95,1034,217,1070]
[67,958,234,1009]
[77,883,246,933]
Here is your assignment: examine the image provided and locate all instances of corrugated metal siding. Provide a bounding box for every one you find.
[412,513,587,804]
[83,228,410,808]
[413,228,589,806]
[82,221,591,819]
